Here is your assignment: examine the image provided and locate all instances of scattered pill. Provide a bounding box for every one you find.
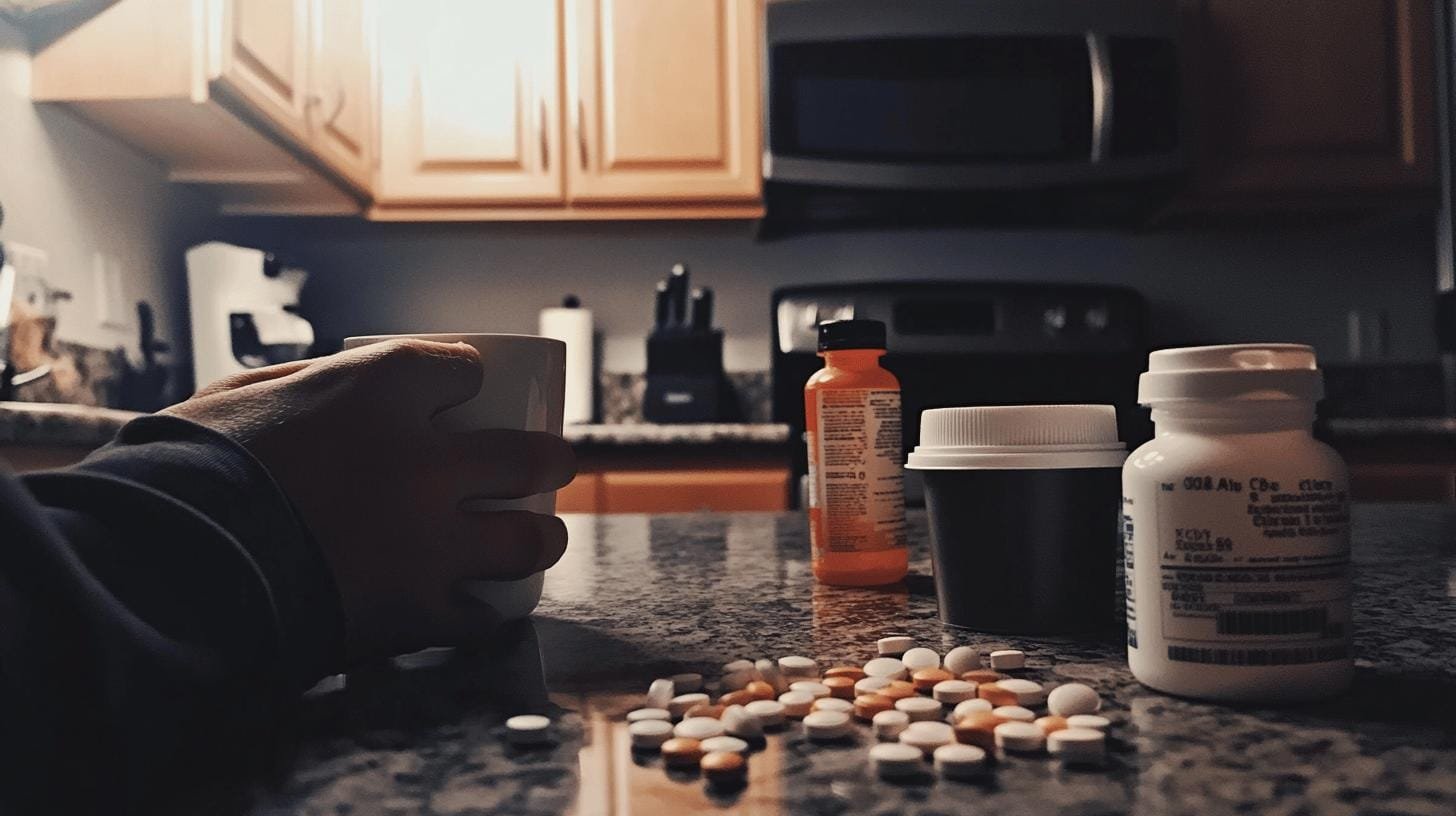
[661,737,704,768]
[899,720,955,756]
[778,655,819,679]
[803,710,853,741]
[671,672,704,693]
[932,680,977,704]
[853,693,894,721]
[701,735,751,755]
[952,698,993,721]
[994,721,1045,753]
[668,693,710,719]
[895,696,943,723]
[988,650,1025,670]
[647,678,675,709]
[744,681,777,701]
[743,699,786,728]
[722,670,756,691]
[777,691,814,718]
[871,742,926,779]
[943,646,981,676]
[855,676,893,697]
[863,657,909,680]
[790,681,831,699]
[911,668,954,692]
[997,678,1046,706]
[1047,683,1101,717]
[961,670,1005,684]
[901,647,941,672]
[629,719,674,750]
[823,676,857,700]
[755,659,788,693]
[721,705,763,739]
[879,681,918,701]
[505,714,552,746]
[953,712,1006,751]
[1047,727,1106,765]
[992,705,1035,723]
[812,697,854,715]
[876,636,915,656]
[719,690,756,708]
[934,743,988,780]
[1066,714,1111,732]
[825,666,867,681]
[685,703,724,720]
[627,707,671,723]
[872,709,911,741]
[977,682,1019,707]
[1035,715,1069,735]
[701,751,746,786]
[674,717,727,741]
[721,659,755,675]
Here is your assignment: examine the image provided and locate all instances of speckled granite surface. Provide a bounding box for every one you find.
[226,504,1456,815]
[0,400,140,446]
[564,422,790,447]
[1325,417,1456,437]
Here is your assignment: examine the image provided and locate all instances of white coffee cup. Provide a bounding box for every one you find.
[342,332,566,621]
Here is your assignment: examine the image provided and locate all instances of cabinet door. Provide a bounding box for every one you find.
[375,0,563,205]
[307,0,373,191]
[567,0,760,203]
[218,0,311,140]
[1183,0,1435,196]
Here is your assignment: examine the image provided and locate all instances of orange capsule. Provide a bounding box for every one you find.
[961,670,1006,684]
[879,680,917,701]
[954,711,1006,751]
[823,676,857,700]
[911,668,954,693]
[824,666,867,681]
[1035,715,1069,735]
[662,737,705,768]
[719,690,755,707]
[852,693,894,721]
[685,703,724,720]
[744,681,776,701]
[977,682,1019,707]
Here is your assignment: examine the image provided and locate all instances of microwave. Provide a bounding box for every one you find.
[763,0,1183,233]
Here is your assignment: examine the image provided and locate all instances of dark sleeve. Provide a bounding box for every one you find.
[0,415,345,814]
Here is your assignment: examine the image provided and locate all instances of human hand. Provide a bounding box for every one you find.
[164,339,575,660]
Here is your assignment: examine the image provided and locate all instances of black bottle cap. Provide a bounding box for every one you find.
[818,319,886,351]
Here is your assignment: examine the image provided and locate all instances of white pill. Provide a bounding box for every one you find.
[932,680,977,704]
[876,636,914,656]
[671,672,704,693]
[668,693,710,719]
[952,699,993,720]
[994,721,1045,753]
[943,645,982,676]
[721,659,756,675]
[646,678,675,709]
[626,707,671,723]
[992,705,1036,723]
[863,657,909,680]
[505,714,552,746]
[1047,727,1106,764]
[722,705,763,739]
[744,699,786,728]
[701,735,750,755]
[855,676,893,696]
[1047,683,1101,717]
[997,678,1046,706]
[894,696,943,722]
[778,655,819,679]
[803,710,853,741]
[1066,714,1111,732]
[872,709,910,741]
[934,743,988,780]
[778,691,814,718]
[790,681,831,699]
[988,650,1025,670]
[755,658,788,693]
[898,721,955,755]
[722,669,757,691]
[870,742,925,779]
[628,719,673,750]
[812,697,853,714]
[674,717,727,740]
[901,647,941,672]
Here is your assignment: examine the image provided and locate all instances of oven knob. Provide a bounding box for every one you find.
[1085,305,1110,332]
[1043,306,1067,333]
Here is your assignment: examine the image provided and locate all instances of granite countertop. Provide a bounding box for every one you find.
[0,400,141,446]
[563,422,791,447]
[1324,417,1456,437]
[222,505,1456,815]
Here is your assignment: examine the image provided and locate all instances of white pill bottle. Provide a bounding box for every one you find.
[1123,344,1352,702]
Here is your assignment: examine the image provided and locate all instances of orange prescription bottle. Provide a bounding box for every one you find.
[804,319,908,586]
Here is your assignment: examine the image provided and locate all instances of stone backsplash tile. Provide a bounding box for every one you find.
[598,371,771,424]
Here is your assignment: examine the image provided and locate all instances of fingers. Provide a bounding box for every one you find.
[340,338,484,415]
[193,358,315,397]
[444,429,577,500]
[446,510,568,581]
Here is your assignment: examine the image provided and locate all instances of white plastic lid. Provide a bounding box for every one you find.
[904,405,1126,470]
[1138,344,1323,404]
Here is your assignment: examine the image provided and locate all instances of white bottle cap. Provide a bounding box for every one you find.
[1138,344,1323,404]
[904,405,1125,470]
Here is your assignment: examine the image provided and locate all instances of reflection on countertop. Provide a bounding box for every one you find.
[236,506,1456,815]
[563,422,790,447]
[1324,416,1456,437]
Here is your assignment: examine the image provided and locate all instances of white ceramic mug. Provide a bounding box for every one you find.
[342,332,566,621]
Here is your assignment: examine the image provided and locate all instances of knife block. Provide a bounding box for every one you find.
[643,329,727,423]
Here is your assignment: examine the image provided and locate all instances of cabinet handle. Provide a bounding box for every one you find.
[539,97,550,172]
[577,98,588,169]
[326,84,346,129]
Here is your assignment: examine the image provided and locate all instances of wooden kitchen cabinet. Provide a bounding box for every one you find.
[221,0,311,145]
[307,0,376,191]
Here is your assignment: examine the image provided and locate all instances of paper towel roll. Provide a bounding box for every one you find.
[539,301,593,424]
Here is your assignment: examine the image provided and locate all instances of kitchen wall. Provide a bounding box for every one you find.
[218,212,1437,373]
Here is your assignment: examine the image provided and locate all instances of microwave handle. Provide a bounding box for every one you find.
[1087,33,1114,163]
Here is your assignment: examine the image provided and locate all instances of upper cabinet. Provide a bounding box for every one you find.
[306,0,375,190]
[220,0,311,142]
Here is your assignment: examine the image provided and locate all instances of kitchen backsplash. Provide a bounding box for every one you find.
[599,370,772,424]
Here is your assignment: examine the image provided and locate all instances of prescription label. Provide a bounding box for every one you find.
[808,388,907,553]
[1152,473,1350,665]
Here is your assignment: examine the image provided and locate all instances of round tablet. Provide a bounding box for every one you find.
[934,743,988,780]
[1066,714,1111,732]
[505,714,551,746]
[629,719,674,750]
[997,678,1046,706]
[898,720,954,755]
[988,649,1025,670]
[647,678,675,709]
[872,709,910,741]
[721,659,755,675]
[1035,715,1069,735]
[671,672,704,693]
[700,735,750,755]
[825,666,867,681]
[627,707,671,723]
[901,647,941,672]
[777,690,814,718]
[803,709,853,741]
[701,751,746,786]
[943,646,981,676]
[961,670,1005,684]
[952,698,992,721]
[719,690,755,708]
[854,676,893,696]
[879,681,917,701]
[744,681,777,701]
[876,635,914,656]
[932,680,977,704]
[722,669,756,691]
[674,717,727,740]
[994,721,1045,753]
[1047,683,1102,717]
[863,657,909,680]
[870,742,925,779]
[911,668,953,692]
[811,697,853,715]
[992,705,1035,723]
[953,712,1005,751]
[977,682,1019,707]
[755,659,788,693]
[743,699,786,728]
[661,737,704,768]
[722,705,763,739]
[1047,727,1106,764]
[778,655,819,679]
[894,696,943,722]
[823,676,857,700]
[685,703,724,720]
[668,693,710,718]
[790,681,831,699]
[853,693,894,722]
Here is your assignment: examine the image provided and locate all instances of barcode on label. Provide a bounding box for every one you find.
[1167,644,1347,666]
[1216,608,1327,636]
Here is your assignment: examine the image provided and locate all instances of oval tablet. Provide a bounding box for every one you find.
[1066,714,1111,732]
[901,647,941,672]
[898,720,955,755]
[863,657,909,680]
[803,709,853,741]
[911,668,953,692]
[671,672,704,693]
[719,690,755,708]
[1047,683,1102,717]
[1035,715,1069,735]
[721,659,755,675]
[997,678,1046,706]
[668,693,710,719]
[932,679,977,704]
[812,697,854,715]
[825,665,867,681]
[872,709,910,741]
[778,655,819,679]
[991,705,1035,723]
[722,670,756,691]
[777,690,814,718]
[505,714,551,746]
[953,712,1005,751]
[627,707,671,723]
[988,649,1025,670]
[876,636,914,656]
[701,750,746,786]
[790,681,831,699]
[952,698,992,721]
[685,703,724,720]
[871,742,925,779]
[661,737,704,768]
[744,681,777,701]
[934,743,987,780]
[755,659,788,693]
[879,680,917,701]
[647,678,675,709]
[1047,727,1106,764]
[894,696,943,722]
[994,721,1045,753]
[853,693,893,722]
[629,718,673,750]
[700,735,750,755]
[743,699,786,728]
[674,717,727,741]
[823,676,857,700]
[854,676,893,697]
[961,670,1005,684]
[976,682,1018,707]
[722,705,763,739]
[943,646,981,676]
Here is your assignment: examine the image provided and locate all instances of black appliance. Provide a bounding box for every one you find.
[771,281,1149,505]
[644,264,735,423]
[763,0,1183,235]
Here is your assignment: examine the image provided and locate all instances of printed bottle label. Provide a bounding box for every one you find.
[808,388,906,553]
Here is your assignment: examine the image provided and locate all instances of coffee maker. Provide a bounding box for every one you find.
[185,242,316,391]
